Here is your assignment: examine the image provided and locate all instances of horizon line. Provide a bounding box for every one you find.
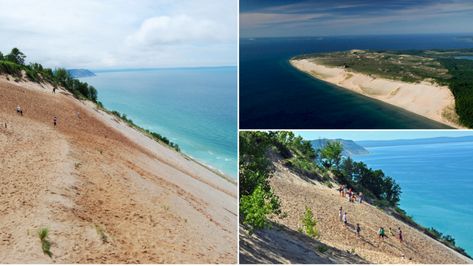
[84,65,236,73]
[240,32,473,39]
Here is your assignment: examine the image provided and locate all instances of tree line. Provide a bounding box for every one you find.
[0,48,97,102]
[239,131,401,232]
[0,47,181,152]
[239,131,470,258]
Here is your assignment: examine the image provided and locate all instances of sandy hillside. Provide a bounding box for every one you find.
[241,160,472,264]
[290,59,461,128]
[0,76,237,263]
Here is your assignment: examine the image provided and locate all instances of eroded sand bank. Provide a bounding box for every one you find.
[290,59,461,128]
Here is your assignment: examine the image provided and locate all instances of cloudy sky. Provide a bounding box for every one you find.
[0,0,237,69]
[241,0,473,38]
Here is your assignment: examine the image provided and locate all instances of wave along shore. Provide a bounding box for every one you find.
[290,58,461,128]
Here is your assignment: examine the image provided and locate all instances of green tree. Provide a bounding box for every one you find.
[382,176,401,206]
[6,48,26,65]
[319,140,343,169]
[240,185,278,233]
[0,51,4,60]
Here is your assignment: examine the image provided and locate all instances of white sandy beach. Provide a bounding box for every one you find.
[290,59,461,128]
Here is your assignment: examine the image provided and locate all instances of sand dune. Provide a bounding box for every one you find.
[259,161,472,264]
[290,59,461,128]
[0,76,236,263]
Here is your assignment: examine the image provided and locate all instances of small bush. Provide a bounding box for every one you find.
[317,245,328,253]
[240,185,278,233]
[37,228,52,257]
[95,225,108,244]
[302,207,318,238]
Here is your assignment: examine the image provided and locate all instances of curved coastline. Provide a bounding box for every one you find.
[290,58,462,129]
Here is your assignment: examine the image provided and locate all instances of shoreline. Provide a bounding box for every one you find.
[0,74,237,262]
[80,70,237,180]
[290,58,463,129]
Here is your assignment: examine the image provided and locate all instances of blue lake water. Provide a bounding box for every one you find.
[81,67,237,178]
[353,141,473,255]
[240,34,473,129]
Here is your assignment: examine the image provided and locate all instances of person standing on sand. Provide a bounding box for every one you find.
[53,116,57,127]
[339,207,343,222]
[53,86,56,93]
[343,212,348,226]
[378,227,386,240]
[398,227,403,243]
[356,223,361,237]
[359,192,363,203]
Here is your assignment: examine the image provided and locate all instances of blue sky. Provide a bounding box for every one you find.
[0,0,237,68]
[240,0,473,37]
[294,130,473,141]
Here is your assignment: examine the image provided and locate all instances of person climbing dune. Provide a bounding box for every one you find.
[53,116,57,127]
[378,227,386,240]
[339,207,343,222]
[356,223,361,237]
[343,212,348,226]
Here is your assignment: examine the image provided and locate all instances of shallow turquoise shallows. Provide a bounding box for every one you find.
[354,141,473,255]
[81,67,237,178]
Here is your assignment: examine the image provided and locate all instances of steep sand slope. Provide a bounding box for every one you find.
[240,223,367,264]
[0,76,237,263]
[266,161,472,264]
[290,59,461,128]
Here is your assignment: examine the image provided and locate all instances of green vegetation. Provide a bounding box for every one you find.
[316,245,328,253]
[0,47,180,152]
[437,58,473,127]
[0,48,97,102]
[301,207,318,238]
[95,225,108,244]
[239,131,281,232]
[37,228,52,258]
[293,49,473,127]
[108,110,180,152]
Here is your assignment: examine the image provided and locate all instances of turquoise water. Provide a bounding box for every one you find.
[354,142,473,255]
[81,67,237,178]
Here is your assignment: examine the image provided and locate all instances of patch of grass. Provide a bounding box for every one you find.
[95,225,108,244]
[317,245,328,253]
[37,228,52,258]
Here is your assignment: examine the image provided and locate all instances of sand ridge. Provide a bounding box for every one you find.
[0,76,237,263]
[267,161,472,264]
[290,59,462,128]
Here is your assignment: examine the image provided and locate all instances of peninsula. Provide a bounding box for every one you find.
[291,49,473,128]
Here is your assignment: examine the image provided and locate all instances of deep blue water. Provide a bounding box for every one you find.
[240,34,473,129]
[81,67,237,178]
[354,141,473,255]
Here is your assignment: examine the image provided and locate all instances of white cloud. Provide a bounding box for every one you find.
[0,0,237,68]
[127,15,231,46]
